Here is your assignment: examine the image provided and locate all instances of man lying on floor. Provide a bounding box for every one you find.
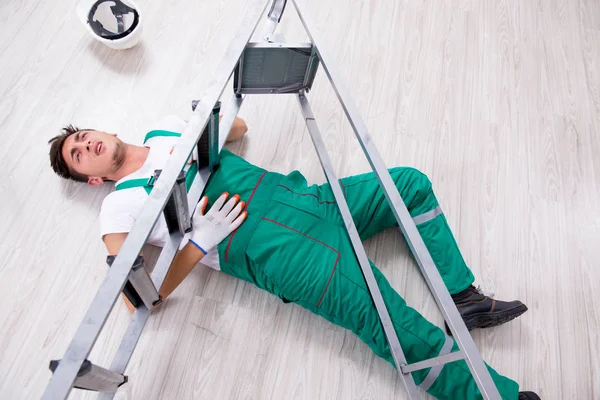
[48,115,540,400]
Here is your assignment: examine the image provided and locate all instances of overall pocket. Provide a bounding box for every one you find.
[245,204,342,307]
[271,171,344,226]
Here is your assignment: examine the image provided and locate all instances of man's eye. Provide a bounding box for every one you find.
[77,153,81,162]
[82,133,87,140]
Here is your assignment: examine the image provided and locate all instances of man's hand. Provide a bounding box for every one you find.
[189,193,247,255]
[105,194,247,314]
[154,193,247,306]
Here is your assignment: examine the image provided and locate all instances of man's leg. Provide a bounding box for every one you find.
[333,167,473,294]
[329,167,527,330]
[238,188,521,399]
[296,255,520,400]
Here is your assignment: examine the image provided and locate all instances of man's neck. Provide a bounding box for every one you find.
[109,144,150,182]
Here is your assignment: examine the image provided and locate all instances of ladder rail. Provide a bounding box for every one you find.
[290,0,502,398]
[260,0,287,40]
[41,1,272,398]
[296,94,422,399]
[96,92,247,400]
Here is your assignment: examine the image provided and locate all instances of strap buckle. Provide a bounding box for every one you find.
[147,169,162,187]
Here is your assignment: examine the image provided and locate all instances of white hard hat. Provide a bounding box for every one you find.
[77,0,142,50]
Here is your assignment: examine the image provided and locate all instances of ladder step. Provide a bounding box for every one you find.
[49,360,127,393]
[208,101,221,172]
[234,42,319,94]
[108,254,161,310]
[127,256,161,309]
[163,170,192,235]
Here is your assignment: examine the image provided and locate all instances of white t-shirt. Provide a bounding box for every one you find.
[99,115,220,270]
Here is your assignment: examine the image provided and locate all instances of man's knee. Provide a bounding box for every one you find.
[389,166,433,191]
[388,167,434,209]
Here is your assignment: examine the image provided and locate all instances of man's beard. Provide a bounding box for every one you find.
[111,140,126,173]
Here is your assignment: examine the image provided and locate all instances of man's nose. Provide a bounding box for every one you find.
[73,141,92,152]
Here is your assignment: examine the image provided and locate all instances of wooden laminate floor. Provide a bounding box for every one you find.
[0,0,599,399]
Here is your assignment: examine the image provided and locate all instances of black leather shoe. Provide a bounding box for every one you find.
[519,391,541,400]
[445,285,528,334]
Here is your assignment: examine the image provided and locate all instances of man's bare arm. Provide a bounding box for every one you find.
[159,243,205,300]
[226,116,248,142]
[102,194,246,313]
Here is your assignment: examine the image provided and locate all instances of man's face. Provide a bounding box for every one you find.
[61,130,126,185]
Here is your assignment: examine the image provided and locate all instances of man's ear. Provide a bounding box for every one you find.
[88,177,104,186]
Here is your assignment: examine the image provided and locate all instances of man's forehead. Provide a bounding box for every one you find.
[61,134,75,166]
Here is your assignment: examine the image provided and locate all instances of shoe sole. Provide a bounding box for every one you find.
[446,303,528,335]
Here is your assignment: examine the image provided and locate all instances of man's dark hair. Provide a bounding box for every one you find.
[48,125,89,183]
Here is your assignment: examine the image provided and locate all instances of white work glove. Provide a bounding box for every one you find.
[189,193,247,255]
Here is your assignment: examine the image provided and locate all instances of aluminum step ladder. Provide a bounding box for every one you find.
[43,1,502,398]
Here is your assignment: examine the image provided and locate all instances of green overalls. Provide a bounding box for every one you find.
[200,149,519,400]
[117,131,518,399]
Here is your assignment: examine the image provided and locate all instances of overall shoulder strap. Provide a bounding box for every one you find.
[115,164,198,195]
[114,130,183,194]
[143,129,182,144]
[115,177,155,195]
[116,130,197,194]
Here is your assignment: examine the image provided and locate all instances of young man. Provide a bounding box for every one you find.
[48,115,540,400]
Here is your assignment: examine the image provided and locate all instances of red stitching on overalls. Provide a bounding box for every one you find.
[317,253,340,307]
[225,172,267,261]
[262,217,340,307]
[339,180,347,198]
[277,184,336,204]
